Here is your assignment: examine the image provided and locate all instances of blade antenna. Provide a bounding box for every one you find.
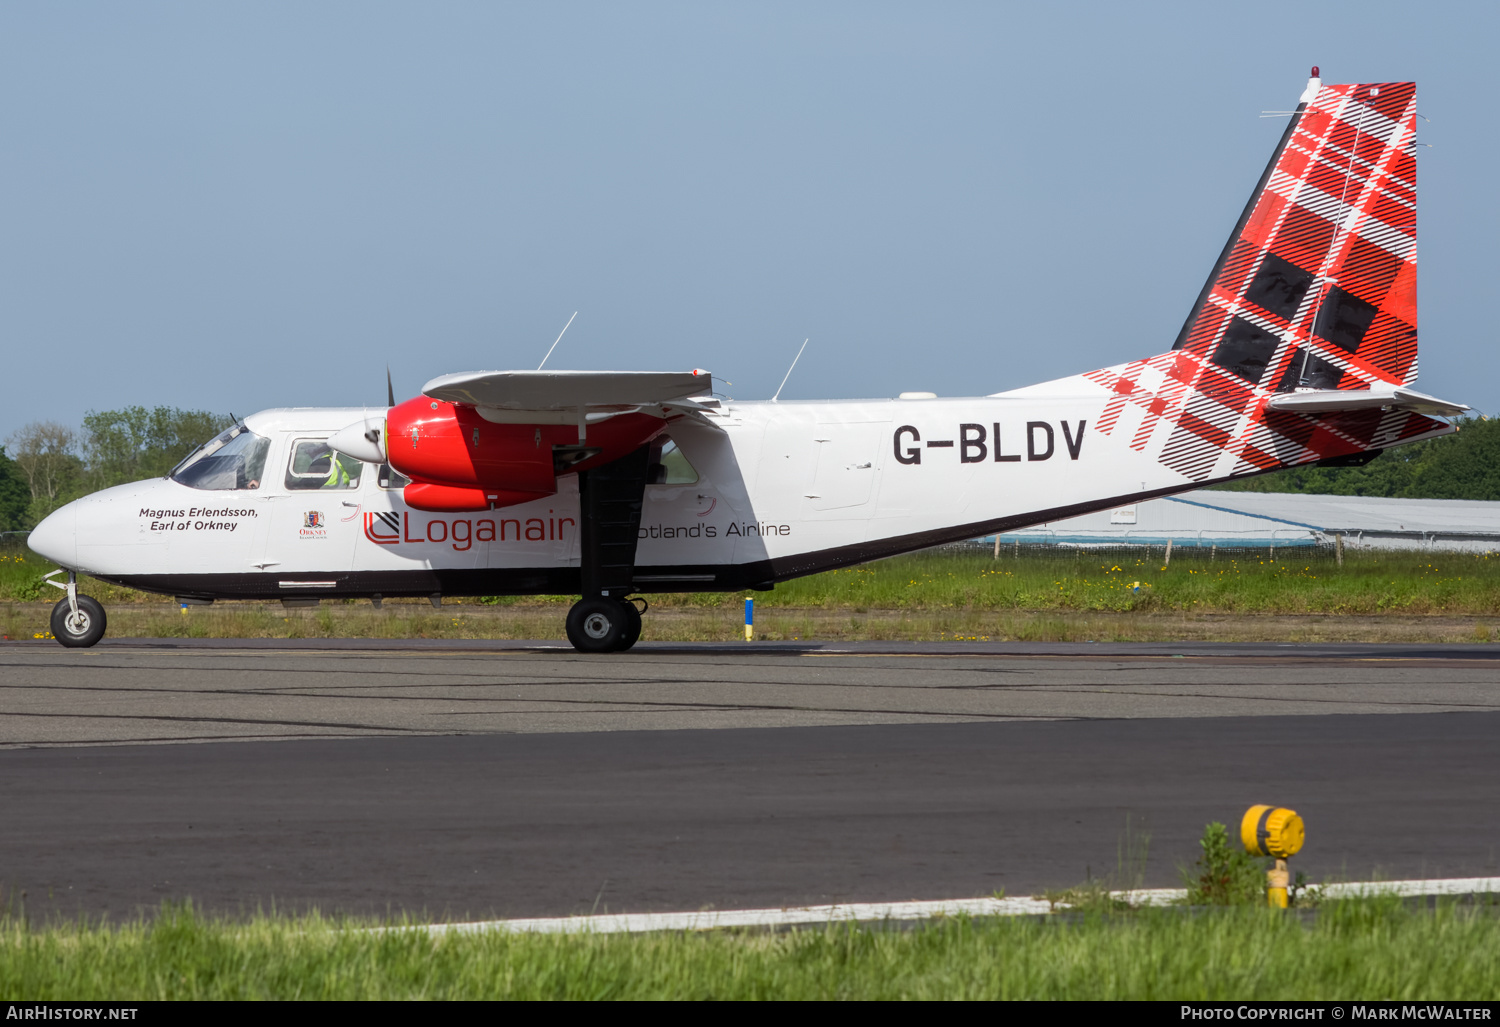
[386,366,396,407]
[537,311,578,371]
[771,338,809,402]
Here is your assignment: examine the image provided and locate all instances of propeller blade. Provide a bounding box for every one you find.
[387,366,396,408]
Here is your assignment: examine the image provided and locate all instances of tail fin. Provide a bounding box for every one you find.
[1076,73,1458,484]
[1174,73,1418,391]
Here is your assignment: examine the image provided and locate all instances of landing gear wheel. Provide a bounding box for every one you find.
[50,594,107,649]
[565,597,627,653]
[616,599,644,652]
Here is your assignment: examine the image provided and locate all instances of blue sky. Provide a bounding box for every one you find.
[3,1,1496,443]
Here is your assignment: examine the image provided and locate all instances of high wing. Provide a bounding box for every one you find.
[422,369,713,411]
[327,367,722,514]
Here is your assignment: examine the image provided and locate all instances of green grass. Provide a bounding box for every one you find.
[1,897,1496,1000]
[754,547,1500,616]
[0,550,49,602]
[378,545,1500,618]
[6,544,1500,614]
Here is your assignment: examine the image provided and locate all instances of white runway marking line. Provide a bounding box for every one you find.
[403,877,1500,936]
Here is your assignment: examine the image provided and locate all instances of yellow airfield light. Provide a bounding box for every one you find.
[1241,804,1304,859]
[1242,805,1304,908]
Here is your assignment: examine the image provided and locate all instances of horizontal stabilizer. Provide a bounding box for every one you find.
[423,370,712,411]
[1265,384,1469,417]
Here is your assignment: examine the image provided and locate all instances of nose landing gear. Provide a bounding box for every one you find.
[43,570,107,648]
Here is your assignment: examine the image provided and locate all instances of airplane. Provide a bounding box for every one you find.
[26,69,1468,652]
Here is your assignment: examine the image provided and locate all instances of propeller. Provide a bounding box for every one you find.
[329,367,397,464]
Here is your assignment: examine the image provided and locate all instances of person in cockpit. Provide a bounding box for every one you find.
[285,439,363,491]
[169,425,271,491]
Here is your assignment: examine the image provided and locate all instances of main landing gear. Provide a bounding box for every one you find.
[565,596,646,653]
[566,443,652,654]
[44,570,107,648]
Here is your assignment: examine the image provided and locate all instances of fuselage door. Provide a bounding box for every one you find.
[809,420,888,511]
[257,434,364,577]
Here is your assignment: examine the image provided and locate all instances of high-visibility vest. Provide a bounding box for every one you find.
[324,452,354,488]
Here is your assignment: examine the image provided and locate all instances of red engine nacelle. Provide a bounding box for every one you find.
[385,396,669,512]
[402,483,554,512]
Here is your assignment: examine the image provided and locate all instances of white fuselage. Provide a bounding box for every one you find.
[27,375,1211,600]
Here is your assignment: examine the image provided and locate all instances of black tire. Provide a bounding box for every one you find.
[50,594,107,649]
[616,600,643,651]
[565,597,626,653]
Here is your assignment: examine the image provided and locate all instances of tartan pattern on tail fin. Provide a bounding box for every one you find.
[1177,81,1419,390]
[1078,80,1441,484]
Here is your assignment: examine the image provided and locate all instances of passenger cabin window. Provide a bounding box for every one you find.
[378,463,411,490]
[285,439,363,491]
[170,426,271,491]
[647,436,698,485]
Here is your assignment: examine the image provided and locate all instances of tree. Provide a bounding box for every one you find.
[1407,417,1500,500]
[5,422,82,521]
[1208,416,1500,500]
[0,446,31,533]
[81,407,233,491]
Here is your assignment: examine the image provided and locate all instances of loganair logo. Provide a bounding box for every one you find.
[364,511,576,552]
[299,511,328,539]
[367,511,401,540]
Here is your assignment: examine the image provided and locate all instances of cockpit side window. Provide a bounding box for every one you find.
[285,439,363,491]
[647,435,699,485]
[170,426,271,491]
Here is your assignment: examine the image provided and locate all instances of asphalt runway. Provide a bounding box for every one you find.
[3,637,1500,745]
[1,638,1497,921]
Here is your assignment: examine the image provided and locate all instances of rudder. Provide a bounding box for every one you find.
[1076,72,1450,484]
[1174,72,1419,391]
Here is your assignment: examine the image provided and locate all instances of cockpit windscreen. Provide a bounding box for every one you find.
[170,426,271,491]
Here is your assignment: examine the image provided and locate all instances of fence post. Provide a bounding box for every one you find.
[1164,539,1173,567]
[1335,533,1344,567]
[993,535,1001,560]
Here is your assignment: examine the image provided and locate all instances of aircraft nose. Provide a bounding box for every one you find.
[27,501,78,568]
